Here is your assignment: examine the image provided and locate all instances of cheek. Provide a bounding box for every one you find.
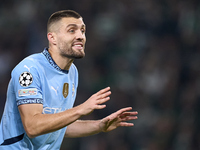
[84,36,86,42]
[57,37,69,46]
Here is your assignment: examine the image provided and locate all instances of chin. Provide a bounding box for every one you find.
[72,52,85,59]
[76,54,85,59]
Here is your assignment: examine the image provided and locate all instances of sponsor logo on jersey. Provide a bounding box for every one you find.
[43,107,66,114]
[18,88,37,97]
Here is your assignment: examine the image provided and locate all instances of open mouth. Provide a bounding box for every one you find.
[72,42,84,50]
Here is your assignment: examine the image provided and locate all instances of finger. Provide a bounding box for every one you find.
[119,122,134,127]
[95,104,107,110]
[96,91,111,100]
[120,111,138,117]
[96,87,111,96]
[116,107,133,115]
[96,96,110,105]
[108,108,136,121]
[120,116,138,122]
[100,116,110,124]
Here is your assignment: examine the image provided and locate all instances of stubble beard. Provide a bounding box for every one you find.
[60,47,85,59]
[59,43,85,59]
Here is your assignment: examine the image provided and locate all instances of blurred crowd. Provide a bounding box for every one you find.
[1,0,200,150]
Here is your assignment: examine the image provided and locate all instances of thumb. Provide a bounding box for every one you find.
[100,116,110,124]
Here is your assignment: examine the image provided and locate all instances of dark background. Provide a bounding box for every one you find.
[0,0,200,149]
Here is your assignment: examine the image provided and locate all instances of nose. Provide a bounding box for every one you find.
[76,30,85,40]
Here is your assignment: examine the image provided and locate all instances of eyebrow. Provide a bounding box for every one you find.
[66,24,86,29]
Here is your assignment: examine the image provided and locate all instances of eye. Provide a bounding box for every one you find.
[81,28,86,34]
[68,29,75,33]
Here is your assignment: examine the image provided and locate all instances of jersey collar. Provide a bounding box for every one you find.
[42,48,69,73]
[42,48,63,72]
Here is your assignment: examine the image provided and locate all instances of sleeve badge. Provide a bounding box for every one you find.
[19,72,33,87]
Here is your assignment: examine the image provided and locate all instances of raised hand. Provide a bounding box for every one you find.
[99,107,138,132]
[78,87,111,116]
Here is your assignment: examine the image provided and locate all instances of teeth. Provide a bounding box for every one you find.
[75,45,82,47]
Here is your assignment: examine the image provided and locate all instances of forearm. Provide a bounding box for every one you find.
[65,120,102,138]
[19,87,111,138]
[19,104,83,138]
[30,110,79,137]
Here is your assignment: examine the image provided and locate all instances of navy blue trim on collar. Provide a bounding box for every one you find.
[0,133,24,145]
[42,48,69,73]
[42,48,62,72]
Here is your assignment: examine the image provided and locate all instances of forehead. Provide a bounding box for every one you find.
[60,17,85,28]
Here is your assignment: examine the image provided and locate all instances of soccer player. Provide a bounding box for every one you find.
[0,10,138,150]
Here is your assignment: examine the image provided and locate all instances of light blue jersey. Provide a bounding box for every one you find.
[0,48,78,150]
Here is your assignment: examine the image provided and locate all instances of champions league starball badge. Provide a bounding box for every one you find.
[19,72,33,87]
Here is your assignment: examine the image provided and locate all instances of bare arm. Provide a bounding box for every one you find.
[65,120,101,138]
[65,107,138,138]
[18,87,111,138]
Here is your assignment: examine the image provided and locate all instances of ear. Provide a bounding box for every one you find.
[47,32,57,45]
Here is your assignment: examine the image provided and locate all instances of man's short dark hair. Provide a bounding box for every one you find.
[47,10,82,33]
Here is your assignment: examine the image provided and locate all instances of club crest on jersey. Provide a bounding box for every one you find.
[63,83,69,98]
[19,72,33,87]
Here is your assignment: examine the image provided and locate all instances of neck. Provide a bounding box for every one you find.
[48,48,74,70]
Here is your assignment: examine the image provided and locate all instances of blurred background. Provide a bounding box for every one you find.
[0,0,200,149]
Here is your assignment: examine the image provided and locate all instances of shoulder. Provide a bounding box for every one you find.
[69,63,78,75]
[70,63,78,71]
[69,63,79,87]
[12,53,45,76]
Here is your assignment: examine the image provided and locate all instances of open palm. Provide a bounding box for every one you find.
[99,107,138,132]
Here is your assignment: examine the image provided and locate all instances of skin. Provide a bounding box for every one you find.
[18,17,138,139]
[48,17,86,70]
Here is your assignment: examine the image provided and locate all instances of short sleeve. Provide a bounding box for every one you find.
[12,59,43,106]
